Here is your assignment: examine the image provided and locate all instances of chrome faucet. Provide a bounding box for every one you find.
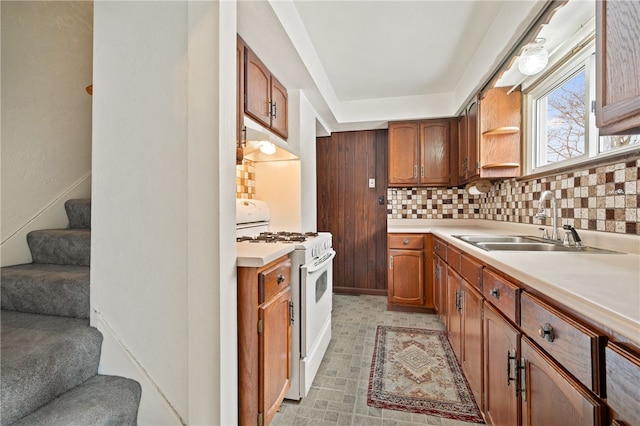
[535,190,559,240]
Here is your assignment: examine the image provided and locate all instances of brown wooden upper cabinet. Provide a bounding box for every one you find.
[237,36,246,165]
[458,97,479,184]
[595,0,640,135]
[388,119,457,187]
[244,45,288,139]
[479,87,522,179]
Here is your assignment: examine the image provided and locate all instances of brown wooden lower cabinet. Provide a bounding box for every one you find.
[446,266,463,359]
[520,336,607,426]
[238,256,292,426]
[461,280,483,409]
[387,234,434,311]
[605,342,640,425]
[483,301,520,426]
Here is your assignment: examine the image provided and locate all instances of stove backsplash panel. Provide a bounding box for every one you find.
[387,158,640,235]
[236,159,256,199]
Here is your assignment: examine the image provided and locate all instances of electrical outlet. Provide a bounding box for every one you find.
[368,178,375,188]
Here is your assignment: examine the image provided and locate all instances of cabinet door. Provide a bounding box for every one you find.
[388,122,420,186]
[259,286,292,426]
[420,120,450,185]
[270,75,288,139]
[237,37,245,165]
[388,248,424,306]
[458,111,468,182]
[245,47,271,128]
[484,302,520,426]
[433,256,447,324]
[446,267,462,360]
[595,0,640,134]
[462,281,483,409]
[521,336,606,426]
[605,342,640,426]
[466,99,479,181]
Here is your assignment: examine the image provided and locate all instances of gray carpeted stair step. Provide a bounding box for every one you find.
[1,264,90,319]
[0,310,102,426]
[27,229,91,266]
[10,375,141,426]
[65,199,91,229]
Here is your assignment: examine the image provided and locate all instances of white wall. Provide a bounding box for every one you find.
[1,1,93,264]
[92,2,237,424]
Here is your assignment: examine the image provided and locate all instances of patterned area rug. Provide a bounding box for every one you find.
[367,326,484,423]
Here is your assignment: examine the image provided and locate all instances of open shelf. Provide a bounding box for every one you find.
[482,126,519,136]
[482,162,520,169]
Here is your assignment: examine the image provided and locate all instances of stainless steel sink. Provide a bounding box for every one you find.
[454,235,622,254]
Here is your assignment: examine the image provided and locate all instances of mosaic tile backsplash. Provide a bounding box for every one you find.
[236,159,255,199]
[388,158,640,235]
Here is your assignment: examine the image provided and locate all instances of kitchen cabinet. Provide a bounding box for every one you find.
[458,97,479,184]
[237,255,292,426]
[479,87,522,179]
[432,237,448,327]
[520,336,606,426]
[237,36,246,165]
[388,119,457,187]
[595,0,640,135]
[484,301,520,426]
[446,267,463,359]
[605,342,640,425]
[244,45,288,139]
[387,234,434,311]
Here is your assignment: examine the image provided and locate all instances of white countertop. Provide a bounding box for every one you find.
[237,242,295,267]
[388,219,640,347]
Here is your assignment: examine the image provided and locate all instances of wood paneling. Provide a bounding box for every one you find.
[316,130,388,294]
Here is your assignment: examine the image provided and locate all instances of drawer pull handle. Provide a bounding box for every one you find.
[277,274,285,284]
[506,350,517,387]
[403,239,410,245]
[538,323,555,342]
[489,287,500,298]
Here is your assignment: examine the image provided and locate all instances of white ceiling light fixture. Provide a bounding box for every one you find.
[259,141,276,155]
[518,38,549,76]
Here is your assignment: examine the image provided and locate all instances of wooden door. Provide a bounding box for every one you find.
[446,267,462,360]
[244,47,271,128]
[259,286,291,426]
[596,0,640,134]
[316,130,388,295]
[462,280,483,409]
[521,336,606,426]
[458,110,468,182]
[484,302,520,426]
[420,120,450,185]
[388,122,419,186]
[270,75,288,139]
[466,99,479,181]
[388,249,424,306]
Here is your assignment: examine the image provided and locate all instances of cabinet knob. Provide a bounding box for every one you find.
[277,274,285,284]
[537,323,555,342]
[489,287,499,298]
[403,239,409,245]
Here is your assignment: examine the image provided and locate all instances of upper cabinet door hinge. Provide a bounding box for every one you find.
[258,318,263,334]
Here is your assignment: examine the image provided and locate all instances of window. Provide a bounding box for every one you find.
[525,41,639,174]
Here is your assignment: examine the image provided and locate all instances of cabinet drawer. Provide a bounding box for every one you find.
[258,258,291,304]
[460,253,482,291]
[606,342,640,425]
[520,292,604,394]
[482,268,519,323]
[433,237,447,261]
[389,234,424,250]
[447,245,461,274]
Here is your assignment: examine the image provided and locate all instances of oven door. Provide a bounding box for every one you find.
[300,249,335,357]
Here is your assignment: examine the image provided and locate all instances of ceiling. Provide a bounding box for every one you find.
[238,0,595,134]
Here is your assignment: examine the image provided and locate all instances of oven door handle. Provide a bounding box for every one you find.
[302,250,336,274]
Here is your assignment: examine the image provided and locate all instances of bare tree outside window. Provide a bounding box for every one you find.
[544,71,586,163]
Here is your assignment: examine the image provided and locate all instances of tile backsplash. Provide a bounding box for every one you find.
[236,159,255,199]
[388,158,640,235]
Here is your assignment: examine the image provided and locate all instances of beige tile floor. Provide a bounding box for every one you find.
[272,294,483,426]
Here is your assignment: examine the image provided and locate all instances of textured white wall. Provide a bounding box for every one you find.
[92,2,237,424]
[1,1,93,253]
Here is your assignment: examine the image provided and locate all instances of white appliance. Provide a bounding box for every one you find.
[236,200,335,400]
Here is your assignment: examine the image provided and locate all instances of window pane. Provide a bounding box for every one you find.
[544,70,586,164]
[599,134,640,153]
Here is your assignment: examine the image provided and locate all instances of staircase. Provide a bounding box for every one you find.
[1,199,141,425]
